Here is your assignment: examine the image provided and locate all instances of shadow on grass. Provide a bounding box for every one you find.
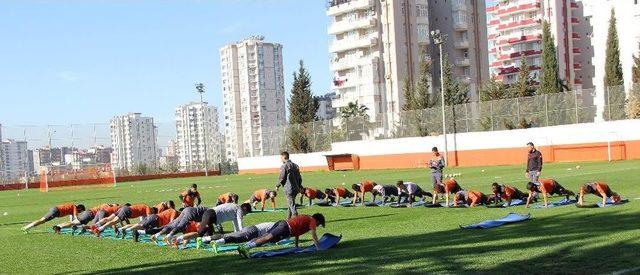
[88,211,639,274]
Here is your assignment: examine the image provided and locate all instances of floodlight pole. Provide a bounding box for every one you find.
[195,83,209,177]
[431,29,449,166]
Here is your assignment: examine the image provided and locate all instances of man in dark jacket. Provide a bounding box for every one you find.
[526,142,543,184]
[276,151,302,219]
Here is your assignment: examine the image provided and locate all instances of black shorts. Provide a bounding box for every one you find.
[43,207,60,222]
[139,214,159,230]
[198,209,217,237]
[77,211,95,225]
[249,195,259,203]
[116,206,132,221]
[266,220,291,242]
[315,192,326,200]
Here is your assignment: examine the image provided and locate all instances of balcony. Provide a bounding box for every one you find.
[330,36,378,53]
[455,58,470,67]
[451,0,467,11]
[327,0,374,16]
[572,32,581,39]
[496,2,541,16]
[498,49,541,61]
[453,16,468,31]
[330,56,378,72]
[497,18,542,31]
[331,74,358,89]
[573,47,582,54]
[328,17,376,35]
[454,39,469,49]
[571,17,579,24]
[571,1,579,9]
[498,34,542,45]
[574,63,582,70]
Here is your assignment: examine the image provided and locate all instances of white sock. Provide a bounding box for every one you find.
[137,230,145,235]
[214,239,225,245]
[202,236,212,242]
[246,241,257,249]
[152,233,161,239]
[176,236,184,242]
[98,225,106,231]
[24,224,34,230]
[166,233,174,240]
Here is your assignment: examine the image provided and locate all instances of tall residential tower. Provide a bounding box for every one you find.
[220,36,286,160]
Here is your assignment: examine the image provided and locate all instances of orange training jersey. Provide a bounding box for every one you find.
[360,181,374,193]
[184,221,199,233]
[181,191,200,207]
[129,204,151,219]
[305,188,318,199]
[287,215,317,237]
[538,179,556,193]
[335,187,347,198]
[254,189,268,201]
[466,190,484,205]
[155,202,169,212]
[56,203,78,217]
[102,204,120,215]
[157,209,179,227]
[444,179,461,193]
[218,193,233,203]
[503,185,518,199]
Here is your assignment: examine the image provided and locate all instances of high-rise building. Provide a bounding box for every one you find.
[487,0,580,88]
[220,36,286,160]
[1,139,28,181]
[109,113,158,171]
[429,0,489,101]
[0,124,4,179]
[166,139,178,157]
[174,102,224,171]
[575,0,640,120]
[327,0,488,131]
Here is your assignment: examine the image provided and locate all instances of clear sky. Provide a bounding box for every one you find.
[1,0,495,128]
[0,0,331,127]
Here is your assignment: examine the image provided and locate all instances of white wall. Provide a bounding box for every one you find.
[238,119,640,172]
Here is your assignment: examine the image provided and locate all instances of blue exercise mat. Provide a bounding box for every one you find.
[460,213,531,229]
[389,201,425,208]
[503,199,525,207]
[532,198,577,209]
[597,198,630,207]
[249,233,342,258]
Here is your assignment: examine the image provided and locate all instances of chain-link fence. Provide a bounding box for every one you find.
[0,84,633,186]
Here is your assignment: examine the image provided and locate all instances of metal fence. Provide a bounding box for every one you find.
[0,84,634,186]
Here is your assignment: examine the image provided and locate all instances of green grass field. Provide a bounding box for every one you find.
[1,160,639,274]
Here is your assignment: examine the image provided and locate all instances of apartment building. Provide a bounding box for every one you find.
[1,139,28,180]
[327,0,488,131]
[174,102,223,171]
[220,36,286,160]
[109,113,158,171]
[487,0,580,88]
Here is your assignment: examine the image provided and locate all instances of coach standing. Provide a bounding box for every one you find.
[525,142,543,183]
[276,151,302,219]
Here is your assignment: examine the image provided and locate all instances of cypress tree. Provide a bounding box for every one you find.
[540,20,563,94]
[288,60,317,124]
[627,53,640,118]
[511,57,535,98]
[401,78,415,112]
[287,60,317,153]
[603,9,626,120]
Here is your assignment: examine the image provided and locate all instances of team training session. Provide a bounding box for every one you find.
[2,0,640,274]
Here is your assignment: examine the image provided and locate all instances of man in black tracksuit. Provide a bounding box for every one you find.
[276,151,302,219]
[526,142,543,184]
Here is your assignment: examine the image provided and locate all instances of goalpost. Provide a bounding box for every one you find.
[39,163,116,192]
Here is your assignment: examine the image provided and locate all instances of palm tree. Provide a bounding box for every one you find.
[340,101,369,120]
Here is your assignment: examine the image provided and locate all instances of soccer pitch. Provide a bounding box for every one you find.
[1,160,639,274]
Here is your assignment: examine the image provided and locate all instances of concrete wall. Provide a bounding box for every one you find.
[238,119,640,174]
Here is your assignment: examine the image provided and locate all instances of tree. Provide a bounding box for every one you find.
[510,57,535,98]
[540,20,563,94]
[286,60,318,153]
[603,8,626,120]
[480,77,509,101]
[340,101,370,140]
[288,60,318,124]
[413,52,433,110]
[401,78,415,112]
[440,54,469,134]
[627,53,640,118]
